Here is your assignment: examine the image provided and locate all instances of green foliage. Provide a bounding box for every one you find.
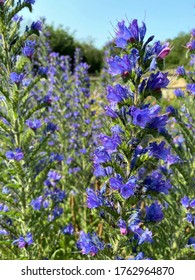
[165,32,190,69]
[46,24,104,74]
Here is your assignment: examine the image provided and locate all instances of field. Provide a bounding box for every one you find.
[0,1,195,261]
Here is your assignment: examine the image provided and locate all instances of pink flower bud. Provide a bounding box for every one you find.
[158,47,170,59]
[120,228,128,235]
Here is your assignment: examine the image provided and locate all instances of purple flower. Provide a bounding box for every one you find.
[146,72,169,91]
[62,223,74,235]
[107,54,132,76]
[22,40,36,58]
[26,118,42,130]
[129,252,151,260]
[106,84,129,103]
[0,203,9,212]
[24,0,36,4]
[93,164,113,177]
[109,177,123,190]
[86,188,103,208]
[114,19,146,48]
[50,188,66,203]
[77,231,104,256]
[49,206,63,221]
[31,20,42,31]
[149,141,169,161]
[145,202,164,222]
[44,170,61,187]
[93,146,111,164]
[131,107,151,128]
[176,66,186,76]
[174,88,184,97]
[0,229,8,235]
[12,14,23,22]
[138,228,153,245]
[10,72,25,84]
[186,213,194,223]
[49,152,64,162]
[105,104,118,118]
[157,46,170,59]
[144,171,172,194]
[13,233,33,248]
[31,196,43,210]
[186,40,195,50]
[6,148,24,161]
[187,84,195,94]
[46,122,58,133]
[190,199,195,208]
[166,105,177,116]
[118,219,128,235]
[131,104,168,130]
[120,182,135,199]
[181,196,195,208]
[188,237,195,246]
[99,133,120,153]
[190,54,195,66]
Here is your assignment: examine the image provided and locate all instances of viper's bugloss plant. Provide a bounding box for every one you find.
[81,18,193,260]
[0,0,70,260]
[1,2,195,261]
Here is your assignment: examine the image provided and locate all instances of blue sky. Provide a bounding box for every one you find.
[21,0,195,49]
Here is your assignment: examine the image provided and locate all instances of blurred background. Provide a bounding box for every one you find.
[21,0,195,74]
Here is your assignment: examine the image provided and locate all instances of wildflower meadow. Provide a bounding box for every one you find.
[0,0,195,260]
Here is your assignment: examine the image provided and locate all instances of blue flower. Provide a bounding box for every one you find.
[146,72,169,91]
[174,88,184,97]
[45,122,58,133]
[187,84,195,94]
[10,72,25,84]
[22,40,36,58]
[99,133,121,153]
[106,84,129,103]
[120,182,135,199]
[77,231,104,256]
[0,229,9,235]
[62,223,74,235]
[93,164,113,177]
[114,19,146,48]
[0,203,9,212]
[86,188,103,208]
[138,228,153,245]
[131,104,168,130]
[93,146,111,164]
[31,196,42,211]
[26,118,42,130]
[13,233,33,248]
[50,188,66,203]
[109,177,123,190]
[187,237,195,249]
[131,107,151,128]
[6,148,24,161]
[105,104,118,118]
[107,54,132,76]
[24,0,36,4]
[149,141,169,161]
[181,196,195,209]
[49,206,63,221]
[118,219,128,235]
[44,170,61,187]
[144,171,172,194]
[176,66,186,76]
[31,20,42,31]
[12,14,23,22]
[145,202,164,222]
